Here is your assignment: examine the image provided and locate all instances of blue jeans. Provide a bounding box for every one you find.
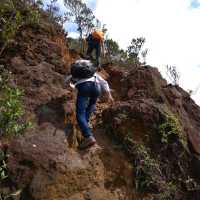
[76,81,101,138]
[87,39,101,67]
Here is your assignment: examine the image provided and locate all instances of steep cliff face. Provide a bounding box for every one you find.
[1,6,200,200]
[104,65,200,155]
[102,65,200,199]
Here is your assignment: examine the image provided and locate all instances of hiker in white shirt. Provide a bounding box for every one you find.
[66,59,113,149]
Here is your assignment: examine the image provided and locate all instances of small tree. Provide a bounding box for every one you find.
[105,39,120,57]
[46,0,69,26]
[166,65,180,86]
[64,0,95,39]
[46,0,59,21]
[127,37,146,64]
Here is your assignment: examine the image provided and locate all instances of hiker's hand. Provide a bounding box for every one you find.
[64,75,72,84]
[108,95,114,103]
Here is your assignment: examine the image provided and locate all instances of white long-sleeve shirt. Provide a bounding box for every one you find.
[74,73,111,94]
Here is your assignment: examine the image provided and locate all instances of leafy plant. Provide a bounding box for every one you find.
[134,144,161,192]
[157,181,177,200]
[0,0,42,55]
[0,68,32,137]
[158,112,186,147]
[127,37,146,64]
[105,38,121,57]
[27,8,40,25]
[0,1,23,55]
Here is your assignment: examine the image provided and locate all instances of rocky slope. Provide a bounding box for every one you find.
[0,14,136,200]
[1,7,200,200]
[102,65,200,199]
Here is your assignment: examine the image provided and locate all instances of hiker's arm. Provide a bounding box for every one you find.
[107,92,114,103]
[64,75,72,84]
[96,75,114,102]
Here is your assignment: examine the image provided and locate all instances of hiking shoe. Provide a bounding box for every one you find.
[79,136,96,150]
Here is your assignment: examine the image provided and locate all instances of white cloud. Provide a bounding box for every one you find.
[95,0,200,105]
[67,32,79,38]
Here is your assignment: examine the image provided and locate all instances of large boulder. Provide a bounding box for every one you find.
[7,123,105,200]
[11,57,67,111]
[6,122,131,200]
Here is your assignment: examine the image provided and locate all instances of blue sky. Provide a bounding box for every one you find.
[43,0,97,34]
[190,0,200,8]
[85,0,97,10]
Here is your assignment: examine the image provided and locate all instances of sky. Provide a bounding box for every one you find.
[44,0,200,105]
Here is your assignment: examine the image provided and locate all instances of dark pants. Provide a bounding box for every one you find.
[76,81,101,138]
[87,39,101,67]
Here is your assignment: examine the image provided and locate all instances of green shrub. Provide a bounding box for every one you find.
[0,1,23,45]
[158,112,186,147]
[0,68,32,137]
[26,8,41,25]
[68,37,83,54]
[0,86,32,137]
[157,181,177,200]
[134,144,161,192]
[0,0,41,55]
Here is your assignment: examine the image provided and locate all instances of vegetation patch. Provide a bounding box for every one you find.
[0,149,7,182]
[0,67,32,137]
[158,111,187,148]
[156,181,177,200]
[0,0,42,56]
[134,144,162,193]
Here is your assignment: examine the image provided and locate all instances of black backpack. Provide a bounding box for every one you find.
[71,59,96,79]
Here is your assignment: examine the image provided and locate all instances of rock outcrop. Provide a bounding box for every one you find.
[102,65,200,199]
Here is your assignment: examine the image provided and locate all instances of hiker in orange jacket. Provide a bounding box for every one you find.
[86,30,105,68]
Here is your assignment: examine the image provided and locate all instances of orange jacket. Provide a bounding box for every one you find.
[92,31,104,41]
